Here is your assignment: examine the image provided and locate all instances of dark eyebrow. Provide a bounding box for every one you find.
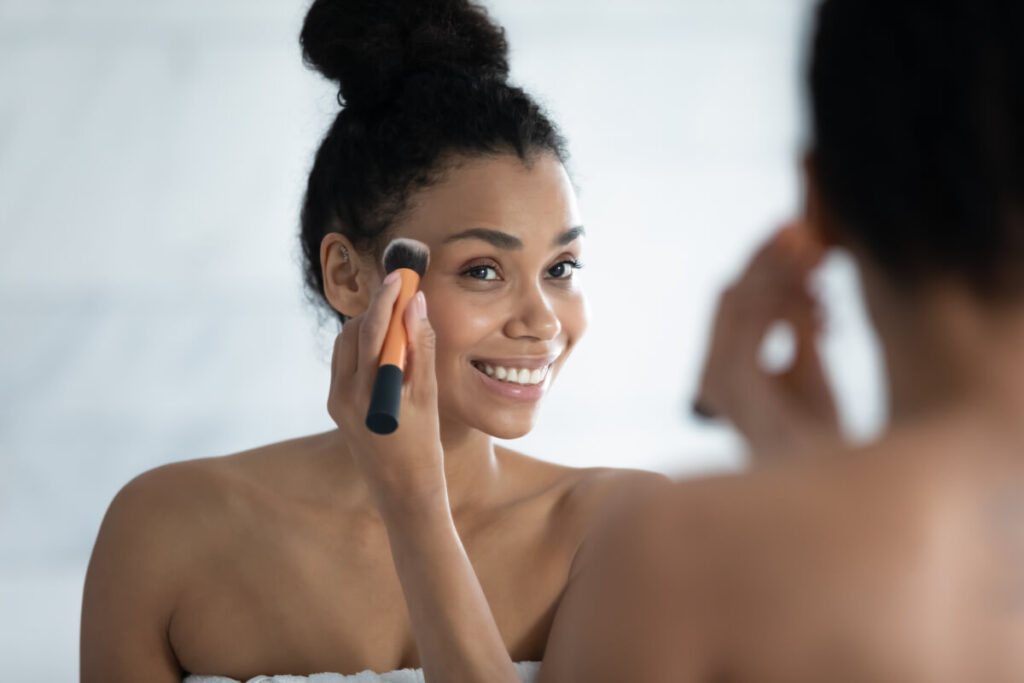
[555,225,586,246]
[443,228,522,249]
[442,226,585,250]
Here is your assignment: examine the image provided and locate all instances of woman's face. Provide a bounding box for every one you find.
[389,152,587,440]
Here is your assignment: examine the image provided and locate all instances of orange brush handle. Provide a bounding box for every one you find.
[379,268,421,371]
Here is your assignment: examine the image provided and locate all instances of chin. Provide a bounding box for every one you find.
[469,408,538,440]
[484,421,534,440]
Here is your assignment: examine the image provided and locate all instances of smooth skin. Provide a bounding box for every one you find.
[80,152,668,682]
[537,164,1024,683]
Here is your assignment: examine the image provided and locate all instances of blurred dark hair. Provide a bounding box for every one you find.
[809,0,1024,298]
[299,0,568,324]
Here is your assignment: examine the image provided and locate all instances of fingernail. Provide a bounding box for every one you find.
[383,271,400,286]
[415,291,427,319]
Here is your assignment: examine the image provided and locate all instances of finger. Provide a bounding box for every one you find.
[782,336,839,427]
[739,221,823,293]
[403,291,438,407]
[787,303,828,376]
[774,299,838,424]
[696,286,770,418]
[356,273,404,376]
[741,224,797,282]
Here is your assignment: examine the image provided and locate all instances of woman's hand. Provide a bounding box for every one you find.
[327,271,446,514]
[327,272,520,683]
[695,221,844,461]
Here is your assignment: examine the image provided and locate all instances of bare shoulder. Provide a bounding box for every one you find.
[81,457,233,681]
[620,449,930,572]
[113,446,266,521]
[89,432,327,586]
[559,465,670,526]
[541,436,991,683]
[657,453,952,597]
[89,456,244,583]
[498,444,667,507]
[495,446,670,557]
[100,458,221,552]
[81,435,329,681]
[540,456,915,683]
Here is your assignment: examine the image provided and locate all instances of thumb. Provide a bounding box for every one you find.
[403,291,438,405]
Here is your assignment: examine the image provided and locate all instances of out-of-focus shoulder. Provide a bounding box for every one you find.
[553,467,671,561]
[565,467,670,514]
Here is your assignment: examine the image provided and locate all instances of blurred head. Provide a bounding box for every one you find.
[298,0,587,439]
[806,0,1024,302]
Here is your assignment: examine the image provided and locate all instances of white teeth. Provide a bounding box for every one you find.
[474,362,551,386]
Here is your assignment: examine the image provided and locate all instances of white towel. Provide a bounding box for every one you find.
[183,660,541,683]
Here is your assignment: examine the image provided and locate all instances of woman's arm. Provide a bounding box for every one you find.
[327,277,519,683]
[380,497,521,683]
[80,470,185,683]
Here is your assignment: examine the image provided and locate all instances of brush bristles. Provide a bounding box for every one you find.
[382,238,430,277]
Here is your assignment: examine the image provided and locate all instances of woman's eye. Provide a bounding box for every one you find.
[548,259,584,280]
[461,259,583,282]
[464,265,499,281]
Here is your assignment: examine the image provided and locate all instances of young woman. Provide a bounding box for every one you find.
[80,1,687,680]
[540,0,1024,680]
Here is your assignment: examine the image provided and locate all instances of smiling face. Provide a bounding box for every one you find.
[387,151,588,439]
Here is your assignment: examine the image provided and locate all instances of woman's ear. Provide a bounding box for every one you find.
[320,233,375,318]
[801,151,843,250]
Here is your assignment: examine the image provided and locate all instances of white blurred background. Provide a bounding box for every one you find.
[0,0,885,679]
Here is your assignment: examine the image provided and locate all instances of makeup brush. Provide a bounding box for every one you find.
[366,238,431,435]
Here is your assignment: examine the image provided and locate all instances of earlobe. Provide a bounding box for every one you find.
[320,233,371,318]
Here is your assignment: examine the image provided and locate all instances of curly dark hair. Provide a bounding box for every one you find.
[298,0,568,324]
[809,0,1024,299]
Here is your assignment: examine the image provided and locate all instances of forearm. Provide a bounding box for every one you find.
[380,496,520,683]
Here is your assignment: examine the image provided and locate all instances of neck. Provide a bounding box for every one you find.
[436,416,503,513]
[315,418,502,515]
[862,269,1024,431]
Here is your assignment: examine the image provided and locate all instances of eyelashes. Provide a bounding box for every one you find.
[547,258,585,280]
[461,258,585,282]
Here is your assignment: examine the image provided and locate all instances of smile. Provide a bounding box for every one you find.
[470,361,552,386]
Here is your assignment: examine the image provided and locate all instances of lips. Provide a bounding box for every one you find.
[466,352,561,401]
[469,361,551,401]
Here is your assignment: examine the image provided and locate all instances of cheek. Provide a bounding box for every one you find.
[421,292,500,363]
[560,291,589,346]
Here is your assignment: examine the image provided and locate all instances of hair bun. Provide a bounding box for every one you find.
[300,0,511,109]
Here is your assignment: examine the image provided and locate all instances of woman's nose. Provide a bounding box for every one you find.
[503,286,560,341]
